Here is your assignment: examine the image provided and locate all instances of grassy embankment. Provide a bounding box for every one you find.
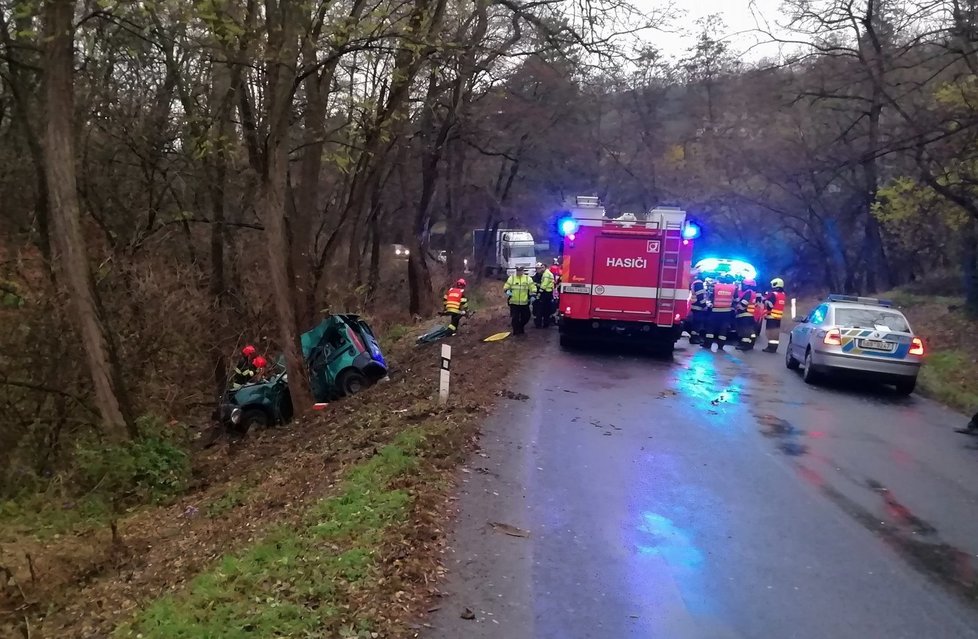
[886,290,978,413]
[0,288,522,639]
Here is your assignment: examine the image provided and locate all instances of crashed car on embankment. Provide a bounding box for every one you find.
[215,314,388,433]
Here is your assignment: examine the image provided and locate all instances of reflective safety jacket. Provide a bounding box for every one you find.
[444,287,467,314]
[504,274,534,305]
[712,282,736,312]
[753,294,766,323]
[736,289,756,318]
[690,278,707,311]
[537,269,556,293]
[231,357,256,390]
[765,290,787,320]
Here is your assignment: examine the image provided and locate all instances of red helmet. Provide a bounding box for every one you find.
[742,278,756,288]
[252,356,267,369]
[455,278,467,287]
[242,345,257,358]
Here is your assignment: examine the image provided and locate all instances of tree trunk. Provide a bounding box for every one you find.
[261,0,313,412]
[42,0,135,440]
[963,216,978,316]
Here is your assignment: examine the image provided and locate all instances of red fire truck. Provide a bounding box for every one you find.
[555,196,700,355]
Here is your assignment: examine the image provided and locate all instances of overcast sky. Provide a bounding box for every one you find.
[645,0,794,62]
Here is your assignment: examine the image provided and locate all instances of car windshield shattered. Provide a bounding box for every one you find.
[835,308,910,332]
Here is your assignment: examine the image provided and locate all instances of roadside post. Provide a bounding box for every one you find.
[439,344,451,404]
[791,298,797,320]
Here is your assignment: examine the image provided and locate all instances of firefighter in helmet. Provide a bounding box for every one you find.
[705,273,737,351]
[230,345,258,390]
[688,268,708,345]
[443,278,468,334]
[734,279,758,351]
[762,277,787,353]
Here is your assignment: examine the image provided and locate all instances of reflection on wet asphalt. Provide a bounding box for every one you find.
[426,338,978,639]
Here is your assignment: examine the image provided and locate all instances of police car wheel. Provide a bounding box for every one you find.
[785,340,800,370]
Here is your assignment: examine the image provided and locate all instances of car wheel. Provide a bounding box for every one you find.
[895,377,917,396]
[785,339,800,370]
[338,369,369,396]
[802,349,821,385]
[232,408,270,435]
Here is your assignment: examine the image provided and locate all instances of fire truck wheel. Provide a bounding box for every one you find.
[559,334,577,349]
[649,343,674,359]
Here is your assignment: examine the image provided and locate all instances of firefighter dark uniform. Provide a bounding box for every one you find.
[532,263,556,328]
[689,274,708,344]
[230,345,258,390]
[443,279,468,334]
[705,275,736,350]
[734,279,758,351]
[549,259,562,318]
[762,278,787,353]
[504,267,534,335]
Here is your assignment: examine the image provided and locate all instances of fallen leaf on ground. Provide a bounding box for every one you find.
[489,521,530,538]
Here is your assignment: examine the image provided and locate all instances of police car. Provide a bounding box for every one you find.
[785,295,924,395]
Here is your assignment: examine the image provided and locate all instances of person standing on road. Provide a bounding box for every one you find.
[762,278,787,353]
[504,265,534,336]
[752,289,766,348]
[705,274,736,351]
[443,278,468,334]
[688,269,708,345]
[735,278,758,351]
[532,262,556,328]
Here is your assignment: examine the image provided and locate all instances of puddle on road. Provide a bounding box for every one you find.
[755,413,810,456]
[821,478,978,606]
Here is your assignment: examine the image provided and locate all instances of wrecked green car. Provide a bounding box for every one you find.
[216,314,388,432]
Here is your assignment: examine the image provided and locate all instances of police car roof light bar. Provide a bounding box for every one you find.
[825,294,893,307]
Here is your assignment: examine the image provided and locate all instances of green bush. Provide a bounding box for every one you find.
[73,415,190,507]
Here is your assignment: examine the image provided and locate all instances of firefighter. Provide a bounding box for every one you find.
[957,413,978,435]
[504,265,534,336]
[705,274,737,350]
[532,262,556,328]
[734,279,758,351]
[688,269,708,345]
[230,345,258,390]
[251,355,268,381]
[752,288,766,347]
[762,277,787,353]
[549,257,562,281]
[443,278,468,334]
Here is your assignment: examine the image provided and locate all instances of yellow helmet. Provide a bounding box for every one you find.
[770,277,785,289]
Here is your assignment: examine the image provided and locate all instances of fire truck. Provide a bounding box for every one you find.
[555,196,700,354]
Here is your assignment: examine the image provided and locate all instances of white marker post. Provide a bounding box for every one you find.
[791,298,797,320]
[439,344,451,404]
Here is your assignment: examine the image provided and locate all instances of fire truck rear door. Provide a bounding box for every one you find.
[589,235,661,320]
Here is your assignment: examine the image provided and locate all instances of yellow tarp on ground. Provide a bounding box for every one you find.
[483,332,511,342]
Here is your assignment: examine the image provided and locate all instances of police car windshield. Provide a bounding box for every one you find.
[834,308,910,332]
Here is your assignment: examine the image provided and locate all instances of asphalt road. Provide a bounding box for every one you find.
[425,333,978,639]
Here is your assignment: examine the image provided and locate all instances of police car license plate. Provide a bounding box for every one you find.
[860,339,894,351]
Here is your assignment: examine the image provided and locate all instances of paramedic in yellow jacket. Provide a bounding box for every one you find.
[504,265,535,336]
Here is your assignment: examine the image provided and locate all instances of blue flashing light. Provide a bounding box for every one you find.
[694,257,757,281]
[558,217,580,237]
[682,221,701,240]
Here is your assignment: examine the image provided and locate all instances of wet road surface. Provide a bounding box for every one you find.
[425,335,978,638]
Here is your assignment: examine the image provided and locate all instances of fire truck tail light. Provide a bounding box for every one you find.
[675,313,681,321]
[823,328,842,346]
[565,306,570,313]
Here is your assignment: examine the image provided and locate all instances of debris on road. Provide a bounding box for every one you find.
[498,389,529,401]
[489,521,531,538]
[460,608,476,620]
